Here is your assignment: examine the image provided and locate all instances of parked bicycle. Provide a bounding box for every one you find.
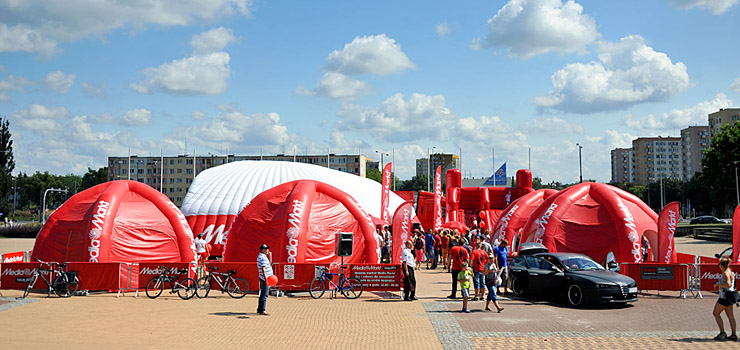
[195,265,249,299]
[309,265,363,299]
[145,266,196,300]
[23,259,79,298]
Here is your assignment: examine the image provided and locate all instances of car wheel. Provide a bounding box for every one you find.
[511,276,524,296]
[567,284,583,306]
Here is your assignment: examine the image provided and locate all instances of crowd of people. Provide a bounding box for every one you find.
[398,225,509,313]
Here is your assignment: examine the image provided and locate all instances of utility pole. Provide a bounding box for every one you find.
[576,143,583,183]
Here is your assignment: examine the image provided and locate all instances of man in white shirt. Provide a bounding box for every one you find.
[401,240,417,301]
[257,244,273,315]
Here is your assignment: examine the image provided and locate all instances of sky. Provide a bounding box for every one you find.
[1,0,739,183]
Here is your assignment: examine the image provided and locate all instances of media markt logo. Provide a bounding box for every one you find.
[89,227,102,240]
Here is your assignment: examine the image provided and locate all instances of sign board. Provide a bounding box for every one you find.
[641,266,674,280]
[349,264,401,291]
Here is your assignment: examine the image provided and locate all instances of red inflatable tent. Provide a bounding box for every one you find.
[223,180,379,264]
[491,189,558,246]
[32,180,195,263]
[519,182,658,264]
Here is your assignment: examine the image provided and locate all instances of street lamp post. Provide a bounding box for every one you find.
[427,147,436,192]
[42,188,68,224]
[576,143,583,183]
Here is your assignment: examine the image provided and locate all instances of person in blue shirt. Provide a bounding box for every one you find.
[493,239,509,295]
[257,244,273,315]
[425,230,435,269]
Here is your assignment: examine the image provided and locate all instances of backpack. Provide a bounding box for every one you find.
[414,237,424,250]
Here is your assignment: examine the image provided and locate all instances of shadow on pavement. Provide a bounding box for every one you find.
[209,311,250,319]
[667,337,718,343]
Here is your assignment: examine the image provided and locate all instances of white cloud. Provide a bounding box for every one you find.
[123,108,153,126]
[622,93,732,133]
[0,74,33,102]
[81,82,106,97]
[521,117,584,134]
[336,93,453,142]
[730,77,740,93]
[89,112,114,124]
[483,0,599,58]
[668,0,738,15]
[436,22,451,36]
[11,103,68,131]
[192,111,209,120]
[165,107,290,151]
[0,1,252,55]
[132,51,231,95]
[190,27,236,54]
[0,24,59,56]
[302,72,371,100]
[325,34,416,76]
[469,38,481,51]
[535,35,690,113]
[44,70,75,93]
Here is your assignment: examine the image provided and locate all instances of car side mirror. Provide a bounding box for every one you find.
[607,262,618,269]
[715,254,721,258]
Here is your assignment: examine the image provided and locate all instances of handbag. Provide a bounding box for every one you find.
[727,290,740,305]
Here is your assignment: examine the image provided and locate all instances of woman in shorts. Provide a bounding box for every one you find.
[712,257,737,341]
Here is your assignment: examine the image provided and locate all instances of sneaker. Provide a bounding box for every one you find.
[727,335,737,341]
[258,312,269,316]
[472,297,478,301]
[484,307,492,311]
[497,307,504,313]
[447,295,456,299]
[714,332,727,340]
[463,309,470,313]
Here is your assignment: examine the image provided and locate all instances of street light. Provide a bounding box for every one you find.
[576,143,583,183]
[42,188,68,224]
[375,150,389,170]
[427,147,436,192]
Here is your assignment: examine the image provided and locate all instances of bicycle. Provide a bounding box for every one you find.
[195,265,249,299]
[309,264,363,299]
[145,266,196,300]
[23,259,79,298]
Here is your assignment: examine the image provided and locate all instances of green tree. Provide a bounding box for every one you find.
[700,123,740,215]
[0,117,14,218]
[81,167,109,190]
[366,168,382,183]
[398,175,428,192]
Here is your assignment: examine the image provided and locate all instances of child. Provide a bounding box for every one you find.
[458,262,473,313]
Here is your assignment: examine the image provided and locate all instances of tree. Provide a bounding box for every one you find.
[398,175,428,192]
[700,123,740,216]
[81,167,109,190]
[0,117,14,218]
[366,168,382,183]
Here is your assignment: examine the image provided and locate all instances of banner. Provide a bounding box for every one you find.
[349,264,401,291]
[380,162,392,224]
[433,165,442,231]
[391,202,414,264]
[733,204,740,263]
[494,163,507,186]
[657,201,679,263]
[2,251,25,263]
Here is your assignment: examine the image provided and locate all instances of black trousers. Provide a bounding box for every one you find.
[403,268,416,300]
[450,269,461,297]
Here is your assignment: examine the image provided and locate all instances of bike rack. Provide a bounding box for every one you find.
[116,263,139,298]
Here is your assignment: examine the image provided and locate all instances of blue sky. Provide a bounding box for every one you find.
[1,0,739,183]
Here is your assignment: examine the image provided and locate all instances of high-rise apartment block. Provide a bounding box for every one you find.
[108,153,372,206]
[611,108,732,185]
[416,153,460,179]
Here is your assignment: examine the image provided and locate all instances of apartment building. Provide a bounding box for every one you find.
[680,125,710,180]
[108,153,372,206]
[610,148,632,183]
[708,108,740,139]
[416,153,460,179]
[631,137,682,185]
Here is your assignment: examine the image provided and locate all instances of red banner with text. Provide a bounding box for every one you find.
[657,202,679,263]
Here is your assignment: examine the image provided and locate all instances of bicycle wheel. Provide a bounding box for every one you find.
[309,277,326,299]
[68,278,79,296]
[177,278,196,300]
[23,274,38,299]
[195,276,211,298]
[53,275,72,298]
[225,277,249,298]
[340,277,363,299]
[145,277,164,299]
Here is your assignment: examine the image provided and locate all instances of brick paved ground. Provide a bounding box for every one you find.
[1,237,738,349]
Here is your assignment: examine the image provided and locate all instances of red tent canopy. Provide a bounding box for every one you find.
[223,180,379,264]
[491,189,558,246]
[519,182,657,264]
[32,180,195,263]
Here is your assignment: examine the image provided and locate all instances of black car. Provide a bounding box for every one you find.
[715,247,733,259]
[509,252,638,306]
[690,216,728,224]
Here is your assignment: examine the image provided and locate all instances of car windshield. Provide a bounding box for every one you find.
[560,257,604,271]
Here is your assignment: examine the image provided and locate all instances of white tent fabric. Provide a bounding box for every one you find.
[181,160,406,220]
